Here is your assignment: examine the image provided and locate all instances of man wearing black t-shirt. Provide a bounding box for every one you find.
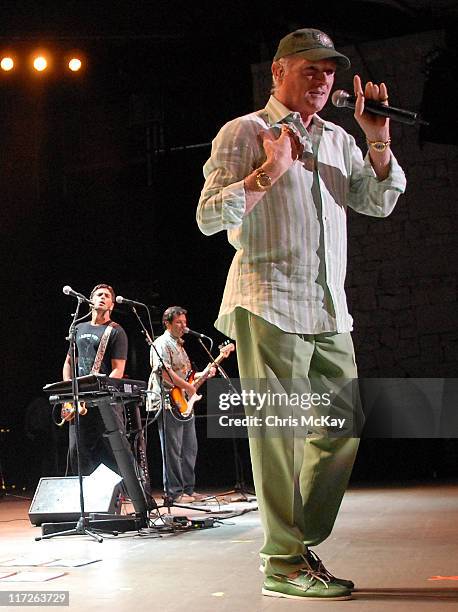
[62,283,128,475]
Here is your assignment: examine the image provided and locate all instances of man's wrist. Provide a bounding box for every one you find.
[244,162,287,193]
[254,169,272,191]
[367,138,391,153]
[244,167,270,193]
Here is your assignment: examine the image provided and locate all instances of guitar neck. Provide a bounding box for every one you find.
[193,352,227,392]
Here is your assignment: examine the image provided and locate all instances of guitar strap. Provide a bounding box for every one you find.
[91,322,117,374]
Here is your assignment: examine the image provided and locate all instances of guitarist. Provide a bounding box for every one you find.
[147,306,215,503]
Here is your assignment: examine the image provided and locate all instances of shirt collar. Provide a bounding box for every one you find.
[164,329,184,346]
[264,95,334,132]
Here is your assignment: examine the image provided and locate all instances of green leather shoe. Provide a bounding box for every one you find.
[304,550,355,591]
[262,570,352,600]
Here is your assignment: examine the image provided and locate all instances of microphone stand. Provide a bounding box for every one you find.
[127,306,156,508]
[197,339,256,502]
[37,299,104,542]
[130,305,154,347]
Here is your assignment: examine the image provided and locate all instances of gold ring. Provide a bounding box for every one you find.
[380,97,389,102]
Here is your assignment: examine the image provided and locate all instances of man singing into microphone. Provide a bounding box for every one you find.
[147,306,214,503]
[62,283,128,475]
[197,29,406,600]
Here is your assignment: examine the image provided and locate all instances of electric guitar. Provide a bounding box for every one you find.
[169,340,235,420]
[59,401,87,425]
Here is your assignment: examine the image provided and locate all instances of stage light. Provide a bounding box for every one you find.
[33,56,47,72]
[68,57,82,72]
[1,57,14,71]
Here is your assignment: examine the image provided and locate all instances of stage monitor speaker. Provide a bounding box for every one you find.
[28,464,124,525]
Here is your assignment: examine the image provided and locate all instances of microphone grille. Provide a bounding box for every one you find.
[183,327,190,334]
[115,295,124,304]
[62,285,71,295]
[331,90,348,108]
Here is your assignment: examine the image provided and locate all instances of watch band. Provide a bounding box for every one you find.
[255,169,272,191]
[367,139,391,152]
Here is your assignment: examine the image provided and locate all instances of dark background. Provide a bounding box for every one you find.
[1,0,457,493]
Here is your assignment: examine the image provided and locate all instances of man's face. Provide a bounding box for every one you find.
[92,288,114,313]
[273,56,336,116]
[166,313,187,338]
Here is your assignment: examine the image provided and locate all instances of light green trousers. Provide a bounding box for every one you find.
[234,308,360,577]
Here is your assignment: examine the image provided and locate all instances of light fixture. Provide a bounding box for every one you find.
[33,56,48,72]
[68,57,82,72]
[0,57,14,71]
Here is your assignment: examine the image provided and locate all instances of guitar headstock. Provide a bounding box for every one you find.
[218,339,235,358]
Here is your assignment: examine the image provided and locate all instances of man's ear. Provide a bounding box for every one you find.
[272,61,284,81]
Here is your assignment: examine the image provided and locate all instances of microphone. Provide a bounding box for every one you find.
[184,327,212,340]
[62,285,93,305]
[331,90,429,126]
[116,295,147,308]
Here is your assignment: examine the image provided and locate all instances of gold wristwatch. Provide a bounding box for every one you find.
[255,169,272,191]
[367,139,391,152]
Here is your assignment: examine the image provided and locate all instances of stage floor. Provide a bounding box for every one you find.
[1,482,457,611]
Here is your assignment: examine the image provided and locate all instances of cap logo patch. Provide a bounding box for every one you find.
[312,31,334,48]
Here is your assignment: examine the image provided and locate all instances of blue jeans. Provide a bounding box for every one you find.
[158,409,198,499]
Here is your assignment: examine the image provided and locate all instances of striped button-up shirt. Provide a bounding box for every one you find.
[197,96,406,338]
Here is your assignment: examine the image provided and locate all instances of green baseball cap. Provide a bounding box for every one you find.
[274,28,351,71]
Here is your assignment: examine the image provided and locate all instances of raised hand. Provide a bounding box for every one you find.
[353,74,390,143]
[262,124,303,175]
